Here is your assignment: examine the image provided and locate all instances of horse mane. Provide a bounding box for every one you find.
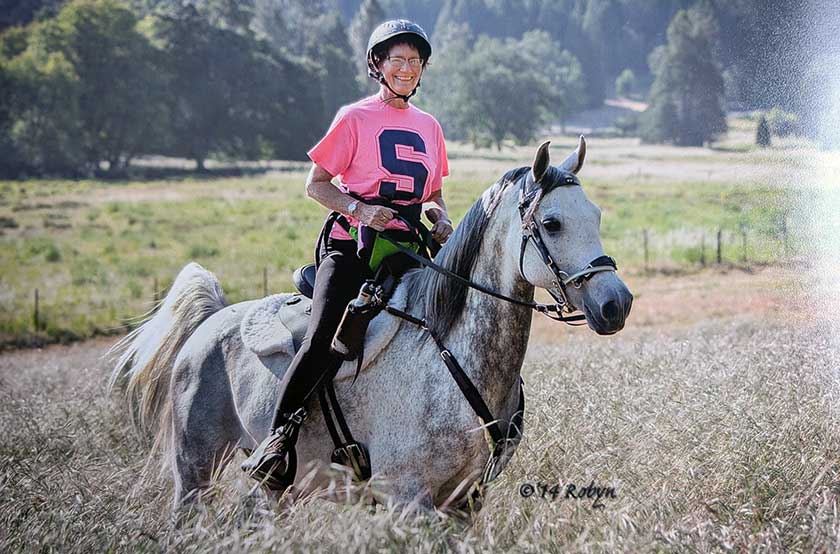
[402,166,530,339]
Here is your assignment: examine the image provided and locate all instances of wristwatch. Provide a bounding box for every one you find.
[346,200,359,216]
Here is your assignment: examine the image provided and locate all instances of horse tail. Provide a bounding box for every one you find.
[108,262,227,445]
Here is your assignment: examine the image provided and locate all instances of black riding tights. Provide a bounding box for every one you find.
[272,239,371,426]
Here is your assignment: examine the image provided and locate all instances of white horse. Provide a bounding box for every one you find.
[109,138,632,511]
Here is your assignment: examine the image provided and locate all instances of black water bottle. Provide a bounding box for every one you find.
[331,281,378,360]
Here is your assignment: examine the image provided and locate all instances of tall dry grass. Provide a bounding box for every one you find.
[2,314,839,552]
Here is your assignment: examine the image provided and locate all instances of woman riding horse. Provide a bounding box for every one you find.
[242,19,454,487]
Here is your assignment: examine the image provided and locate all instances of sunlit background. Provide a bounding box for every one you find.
[800,0,840,348]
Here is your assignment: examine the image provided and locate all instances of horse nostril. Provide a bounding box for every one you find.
[601,300,620,322]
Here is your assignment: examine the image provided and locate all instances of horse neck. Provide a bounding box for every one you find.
[445,193,535,412]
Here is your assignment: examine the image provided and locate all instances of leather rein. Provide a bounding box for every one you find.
[380,168,618,325]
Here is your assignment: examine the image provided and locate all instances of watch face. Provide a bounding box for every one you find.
[348,201,358,214]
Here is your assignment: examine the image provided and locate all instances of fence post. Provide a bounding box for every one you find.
[700,234,706,267]
[33,288,39,331]
[263,267,268,297]
[643,229,650,272]
[740,224,748,263]
[782,216,789,257]
[153,277,159,303]
[716,228,722,264]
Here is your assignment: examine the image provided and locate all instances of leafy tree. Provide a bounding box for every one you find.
[755,114,770,147]
[155,4,320,168]
[0,0,63,32]
[252,1,361,131]
[422,29,584,150]
[414,21,471,140]
[615,68,635,97]
[348,0,384,92]
[2,48,85,174]
[1,0,166,174]
[641,4,726,146]
[639,94,679,144]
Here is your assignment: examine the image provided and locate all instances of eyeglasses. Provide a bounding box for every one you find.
[386,56,424,69]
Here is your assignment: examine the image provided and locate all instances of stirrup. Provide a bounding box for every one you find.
[241,408,307,490]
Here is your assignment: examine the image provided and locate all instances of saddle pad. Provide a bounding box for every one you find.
[240,293,306,357]
[239,287,409,378]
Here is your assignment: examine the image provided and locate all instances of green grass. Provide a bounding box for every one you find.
[0,141,810,347]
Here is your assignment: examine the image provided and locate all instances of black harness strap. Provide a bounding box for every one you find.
[384,306,507,446]
[318,386,343,447]
[326,381,354,441]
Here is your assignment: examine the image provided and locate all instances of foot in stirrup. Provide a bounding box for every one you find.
[241,408,307,490]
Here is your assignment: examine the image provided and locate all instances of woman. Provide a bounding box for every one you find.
[242,19,453,489]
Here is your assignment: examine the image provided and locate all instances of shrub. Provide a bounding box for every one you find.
[766,106,801,137]
[756,114,771,147]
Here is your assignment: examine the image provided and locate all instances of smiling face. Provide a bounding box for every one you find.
[378,42,424,98]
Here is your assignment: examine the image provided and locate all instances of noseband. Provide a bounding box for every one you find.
[517,170,617,315]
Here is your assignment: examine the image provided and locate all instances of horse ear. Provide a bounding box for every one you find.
[558,135,586,174]
[531,140,551,183]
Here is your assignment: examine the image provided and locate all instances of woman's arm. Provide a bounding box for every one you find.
[305,163,396,231]
[423,190,453,243]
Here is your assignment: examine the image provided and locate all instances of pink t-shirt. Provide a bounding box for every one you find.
[308,95,449,240]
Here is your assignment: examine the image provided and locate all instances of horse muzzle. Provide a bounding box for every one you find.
[580,277,633,335]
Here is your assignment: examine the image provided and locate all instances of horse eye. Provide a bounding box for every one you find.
[541,217,562,233]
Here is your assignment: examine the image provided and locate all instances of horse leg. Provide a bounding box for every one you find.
[386,475,435,513]
[170,349,243,510]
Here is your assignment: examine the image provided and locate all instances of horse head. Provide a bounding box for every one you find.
[516,137,633,335]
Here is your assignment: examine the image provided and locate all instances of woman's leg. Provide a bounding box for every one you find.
[242,239,369,488]
[273,239,370,419]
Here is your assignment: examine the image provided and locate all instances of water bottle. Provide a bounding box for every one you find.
[331,281,379,360]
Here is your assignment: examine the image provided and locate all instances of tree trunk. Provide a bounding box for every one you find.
[196,158,206,172]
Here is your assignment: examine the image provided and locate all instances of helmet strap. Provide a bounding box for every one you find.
[379,75,420,103]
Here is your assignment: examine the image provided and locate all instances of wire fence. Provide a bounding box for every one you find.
[22,221,799,336]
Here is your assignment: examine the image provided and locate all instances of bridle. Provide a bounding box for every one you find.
[517,169,617,321]
[381,166,618,325]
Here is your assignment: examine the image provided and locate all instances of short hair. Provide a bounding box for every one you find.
[370,34,431,69]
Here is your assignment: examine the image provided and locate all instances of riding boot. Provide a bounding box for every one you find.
[241,407,308,490]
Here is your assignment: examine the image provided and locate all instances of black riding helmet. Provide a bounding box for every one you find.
[366,19,431,102]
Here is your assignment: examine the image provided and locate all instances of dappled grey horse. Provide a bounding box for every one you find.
[109,138,632,511]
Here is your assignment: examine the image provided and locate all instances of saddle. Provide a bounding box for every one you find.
[240,211,437,485]
[239,264,411,483]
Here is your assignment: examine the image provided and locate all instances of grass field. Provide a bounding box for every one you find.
[2,116,840,552]
[0,116,826,348]
[1,286,839,552]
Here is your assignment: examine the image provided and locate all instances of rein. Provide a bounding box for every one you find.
[379,169,618,325]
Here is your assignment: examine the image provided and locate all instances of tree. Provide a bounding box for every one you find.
[421,30,584,150]
[615,68,635,97]
[155,4,321,167]
[252,1,361,132]
[348,0,384,92]
[641,4,727,146]
[1,0,166,175]
[755,114,770,147]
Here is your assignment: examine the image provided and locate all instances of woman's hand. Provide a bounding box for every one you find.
[430,218,454,244]
[357,203,397,231]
